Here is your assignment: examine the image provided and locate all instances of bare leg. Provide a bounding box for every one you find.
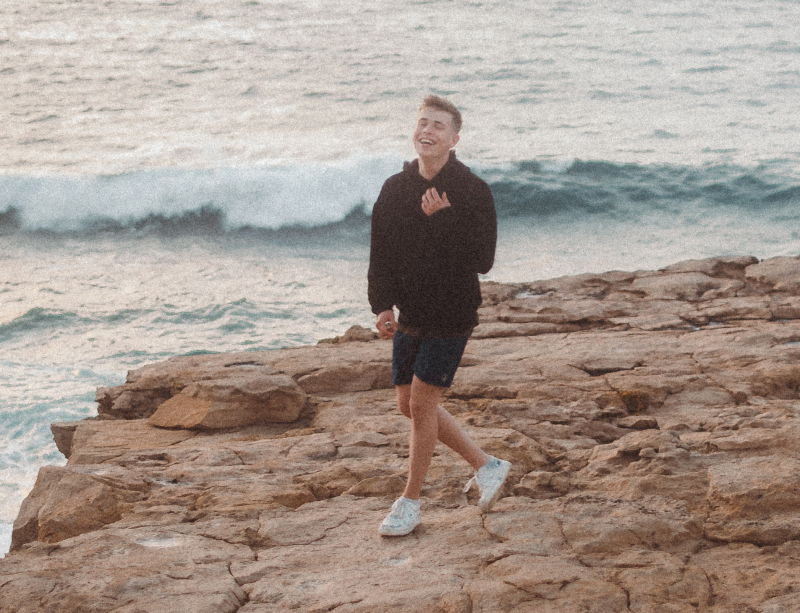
[397,377,490,500]
[435,404,490,470]
[401,377,441,500]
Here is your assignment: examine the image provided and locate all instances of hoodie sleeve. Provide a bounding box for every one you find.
[367,182,397,315]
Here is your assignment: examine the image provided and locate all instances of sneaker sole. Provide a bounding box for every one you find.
[479,460,511,513]
[378,519,420,537]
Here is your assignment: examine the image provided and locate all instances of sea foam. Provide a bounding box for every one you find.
[2,156,798,236]
[0,153,401,233]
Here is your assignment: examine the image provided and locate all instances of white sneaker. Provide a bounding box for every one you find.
[378,497,421,536]
[463,456,512,512]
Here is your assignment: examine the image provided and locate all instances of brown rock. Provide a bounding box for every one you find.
[97,352,289,419]
[705,456,800,545]
[344,474,405,497]
[512,470,571,499]
[11,465,148,550]
[318,324,378,344]
[582,429,686,476]
[483,497,569,555]
[631,271,742,301]
[336,431,390,447]
[3,527,250,613]
[68,419,195,465]
[617,415,659,429]
[297,361,393,393]
[745,255,800,291]
[6,254,800,613]
[692,542,800,611]
[616,556,712,611]
[487,554,630,611]
[50,420,81,458]
[661,255,758,277]
[559,494,703,555]
[148,374,307,429]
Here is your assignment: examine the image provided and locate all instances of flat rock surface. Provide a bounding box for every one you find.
[3,254,800,612]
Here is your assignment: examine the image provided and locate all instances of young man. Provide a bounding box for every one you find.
[368,95,511,536]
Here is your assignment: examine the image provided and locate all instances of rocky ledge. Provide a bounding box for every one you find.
[3,255,800,613]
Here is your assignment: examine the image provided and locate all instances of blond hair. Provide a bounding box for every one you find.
[419,95,462,133]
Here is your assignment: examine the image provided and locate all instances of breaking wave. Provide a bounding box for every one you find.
[1,155,798,237]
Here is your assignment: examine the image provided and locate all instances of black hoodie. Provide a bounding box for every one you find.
[368,152,497,335]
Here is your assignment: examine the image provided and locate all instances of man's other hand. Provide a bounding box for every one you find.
[376,310,396,337]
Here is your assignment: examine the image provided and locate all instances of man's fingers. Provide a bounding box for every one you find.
[422,188,437,205]
[421,187,450,216]
[376,311,396,337]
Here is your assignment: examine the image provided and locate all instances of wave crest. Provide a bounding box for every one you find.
[1,157,798,236]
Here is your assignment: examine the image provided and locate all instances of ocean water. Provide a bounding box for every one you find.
[1,0,799,555]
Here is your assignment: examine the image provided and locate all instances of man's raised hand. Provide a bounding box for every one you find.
[421,187,451,216]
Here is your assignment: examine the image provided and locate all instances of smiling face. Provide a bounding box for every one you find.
[413,106,460,161]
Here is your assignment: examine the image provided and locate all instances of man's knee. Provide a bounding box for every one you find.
[396,385,412,418]
[408,381,442,420]
[408,399,432,421]
[398,399,412,418]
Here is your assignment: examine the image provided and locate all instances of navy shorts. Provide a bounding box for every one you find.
[392,330,471,388]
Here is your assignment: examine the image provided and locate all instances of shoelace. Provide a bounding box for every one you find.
[462,476,476,493]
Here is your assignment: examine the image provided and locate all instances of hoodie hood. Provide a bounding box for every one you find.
[402,151,463,184]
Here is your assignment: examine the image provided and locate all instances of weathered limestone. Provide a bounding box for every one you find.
[11,464,149,550]
[3,254,800,612]
[745,255,800,292]
[705,456,800,545]
[148,374,307,428]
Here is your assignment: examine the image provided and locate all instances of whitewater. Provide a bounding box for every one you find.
[1,0,799,554]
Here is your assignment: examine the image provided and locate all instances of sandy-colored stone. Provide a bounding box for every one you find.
[617,415,659,429]
[745,255,800,292]
[661,255,758,276]
[11,465,149,549]
[148,374,307,428]
[336,431,390,447]
[631,271,742,301]
[318,323,378,344]
[68,419,196,465]
[705,456,800,545]
[297,361,393,393]
[344,474,406,497]
[5,254,800,613]
[50,421,80,458]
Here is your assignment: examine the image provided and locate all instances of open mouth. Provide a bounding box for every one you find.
[420,139,434,145]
